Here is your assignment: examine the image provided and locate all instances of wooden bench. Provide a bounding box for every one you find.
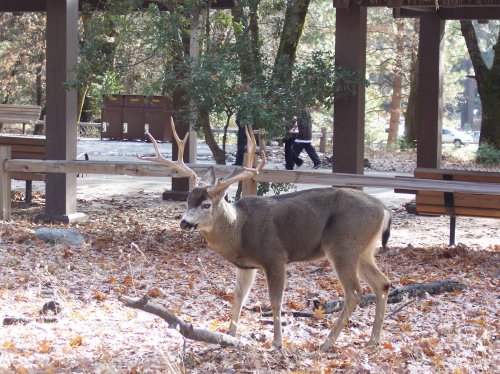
[0,104,43,134]
[0,136,46,203]
[401,168,500,245]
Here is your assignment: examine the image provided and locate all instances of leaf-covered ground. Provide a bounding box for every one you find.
[0,190,498,373]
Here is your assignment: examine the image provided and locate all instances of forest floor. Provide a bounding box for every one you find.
[0,147,498,373]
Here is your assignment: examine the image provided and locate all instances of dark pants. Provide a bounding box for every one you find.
[234,125,247,166]
[284,137,303,170]
[293,142,320,167]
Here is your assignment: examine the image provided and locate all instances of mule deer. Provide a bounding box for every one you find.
[139,123,392,351]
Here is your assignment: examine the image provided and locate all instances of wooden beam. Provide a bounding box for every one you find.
[333,3,367,174]
[44,0,82,222]
[0,1,46,12]
[0,146,12,221]
[4,158,500,196]
[395,7,500,19]
[416,13,445,169]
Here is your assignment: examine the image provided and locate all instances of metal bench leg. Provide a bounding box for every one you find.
[449,216,456,246]
[25,180,32,204]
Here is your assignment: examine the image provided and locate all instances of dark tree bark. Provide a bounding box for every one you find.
[404,19,420,147]
[34,49,45,135]
[199,108,226,164]
[272,0,311,85]
[460,20,500,149]
[387,20,404,149]
[231,0,262,86]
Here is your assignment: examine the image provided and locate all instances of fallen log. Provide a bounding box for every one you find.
[119,295,241,347]
[262,280,466,318]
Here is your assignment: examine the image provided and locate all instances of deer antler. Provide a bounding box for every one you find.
[138,120,198,187]
[208,126,266,197]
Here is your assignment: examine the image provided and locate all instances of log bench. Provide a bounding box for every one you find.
[397,167,500,245]
[0,136,46,203]
[0,104,42,134]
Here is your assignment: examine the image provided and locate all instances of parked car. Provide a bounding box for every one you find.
[442,128,473,146]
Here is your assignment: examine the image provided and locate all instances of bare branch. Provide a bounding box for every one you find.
[119,295,241,347]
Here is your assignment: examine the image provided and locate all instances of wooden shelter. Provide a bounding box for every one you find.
[1,0,500,222]
[332,0,500,173]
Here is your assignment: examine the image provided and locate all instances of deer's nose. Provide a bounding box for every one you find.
[180,219,195,231]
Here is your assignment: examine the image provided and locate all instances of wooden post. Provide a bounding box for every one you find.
[417,14,445,168]
[0,146,11,221]
[320,127,327,153]
[333,3,367,174]
[41,0,85,222]
[242,153,257,197]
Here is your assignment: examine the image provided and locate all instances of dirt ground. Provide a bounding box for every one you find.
[0,185,498,373]
[1,144,499,373]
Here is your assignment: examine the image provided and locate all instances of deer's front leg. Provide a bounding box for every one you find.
[229,268,257,336]
[264,263,286,349]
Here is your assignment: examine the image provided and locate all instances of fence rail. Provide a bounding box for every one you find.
[2,148,499,221]
[3,158,498,195]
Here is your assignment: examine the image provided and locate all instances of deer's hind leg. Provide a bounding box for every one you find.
[229,268,257,336]
[320,253,363,352]
[358,253,390,347]
[264,263,286,348]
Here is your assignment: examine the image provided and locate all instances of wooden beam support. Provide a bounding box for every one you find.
[333,3,367,174]
[0,146,12,221]
[395,7,500,20]
[43,0,84,223]
[416,13,445,169]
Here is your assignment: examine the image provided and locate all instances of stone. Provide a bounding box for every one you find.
[35,227,85,246]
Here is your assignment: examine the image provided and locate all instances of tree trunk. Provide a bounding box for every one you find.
[404,19,420,147]
[199,108,226,164]
[231,1,261,85]
[460,20,500,149]
[272,0,311,85]
[387,21,404,149]
[34,49,45,135]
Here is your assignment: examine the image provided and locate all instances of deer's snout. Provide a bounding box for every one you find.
[180,219,196,231]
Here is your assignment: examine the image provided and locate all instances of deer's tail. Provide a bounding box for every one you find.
[381,209,392,250]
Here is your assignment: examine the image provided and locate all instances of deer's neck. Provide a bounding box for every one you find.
[200,200,242,263]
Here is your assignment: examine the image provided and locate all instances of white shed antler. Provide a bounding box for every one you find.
[143,120,392,352]
[138,120,198,187]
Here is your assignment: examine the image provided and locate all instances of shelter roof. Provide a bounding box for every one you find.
[332,0,500,6]
[332,0,500,19]
[0,0,235,12]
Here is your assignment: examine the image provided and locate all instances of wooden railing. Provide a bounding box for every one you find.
[1,147,499,221]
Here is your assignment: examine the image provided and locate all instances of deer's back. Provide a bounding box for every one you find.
[234,188,386,265]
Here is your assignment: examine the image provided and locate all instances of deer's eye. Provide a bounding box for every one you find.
[201,203,211,209]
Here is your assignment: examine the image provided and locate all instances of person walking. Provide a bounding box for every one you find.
[233,110,247,166]
[284,119,303,170]
[292,107,321,169]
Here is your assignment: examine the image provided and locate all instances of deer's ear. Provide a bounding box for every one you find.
[199,166,216,186]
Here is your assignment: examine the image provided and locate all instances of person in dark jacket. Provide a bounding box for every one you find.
[292,107,321,169]
[233,110,247,166]
[284,120,303,170]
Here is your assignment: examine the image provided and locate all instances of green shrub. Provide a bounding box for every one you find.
[398,137,416,151]
[257,182,296,196]
[476,142,500,164]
